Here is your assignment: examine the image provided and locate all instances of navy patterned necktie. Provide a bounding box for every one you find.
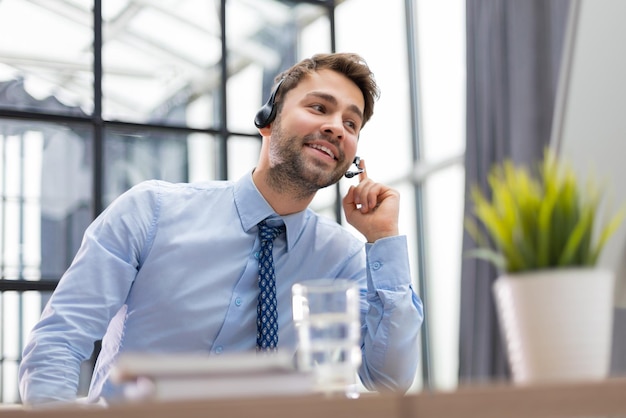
[256,220,285,351]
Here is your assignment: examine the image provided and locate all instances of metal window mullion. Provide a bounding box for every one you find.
[93,0,104,217]
[219,0,228,180]
[326,1,344,225]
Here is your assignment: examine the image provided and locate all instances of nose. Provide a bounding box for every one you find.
[320,114,344,140]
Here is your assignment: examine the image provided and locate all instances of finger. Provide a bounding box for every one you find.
[342,185,359,214]
[358,158,367,182]
[353,180,381,213]
[363,183,384,213]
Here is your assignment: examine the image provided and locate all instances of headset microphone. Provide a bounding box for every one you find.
[345,156,364,178]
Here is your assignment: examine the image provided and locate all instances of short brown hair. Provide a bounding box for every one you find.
[274,52,380,128]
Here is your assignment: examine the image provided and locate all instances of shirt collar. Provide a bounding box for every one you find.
[234,169,308,251]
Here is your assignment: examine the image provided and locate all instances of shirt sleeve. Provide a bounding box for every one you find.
[358,235,423,393]
[18,181,160,405]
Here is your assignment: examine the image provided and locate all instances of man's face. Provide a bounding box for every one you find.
[267,69,364,192]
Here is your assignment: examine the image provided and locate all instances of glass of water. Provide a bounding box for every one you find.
[292,278,362,398]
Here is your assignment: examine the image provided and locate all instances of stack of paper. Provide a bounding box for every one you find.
[110,351,315,402]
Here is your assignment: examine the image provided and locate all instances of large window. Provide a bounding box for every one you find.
[0,0,466,403]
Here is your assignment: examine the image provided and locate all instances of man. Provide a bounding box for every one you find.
[19,52,423,405]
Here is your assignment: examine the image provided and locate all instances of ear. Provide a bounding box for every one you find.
[258,124,272,137]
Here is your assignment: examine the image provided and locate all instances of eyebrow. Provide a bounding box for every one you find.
[306,91,364,123]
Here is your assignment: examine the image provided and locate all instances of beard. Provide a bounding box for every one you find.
[267,121,351,200]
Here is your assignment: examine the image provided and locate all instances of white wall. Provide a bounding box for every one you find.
[551,0,626,308]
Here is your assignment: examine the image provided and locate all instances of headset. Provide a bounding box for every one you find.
[254,78,285,129]
[345,156,364,178]
[254,78,364,179]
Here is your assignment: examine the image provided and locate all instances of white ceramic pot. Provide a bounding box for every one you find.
[493,268,615,384]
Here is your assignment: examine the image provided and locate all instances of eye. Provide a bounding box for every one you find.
[344,120,359,133]
[309,103,325,113]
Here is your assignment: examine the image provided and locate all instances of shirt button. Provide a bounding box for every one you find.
[371,261,382,270]
[215,346,223,354]
[235,297,242,306]
[254,251,260,259]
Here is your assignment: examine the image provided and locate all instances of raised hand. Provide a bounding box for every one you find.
[342,159,400,243]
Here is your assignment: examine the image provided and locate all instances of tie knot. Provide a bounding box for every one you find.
[258,220,285,243]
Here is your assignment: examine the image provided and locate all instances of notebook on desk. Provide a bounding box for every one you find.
[110,351,315,401]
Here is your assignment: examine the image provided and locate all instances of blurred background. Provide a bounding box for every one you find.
[0,0,582,404]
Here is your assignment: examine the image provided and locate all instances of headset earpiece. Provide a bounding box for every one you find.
[254,78,285,128]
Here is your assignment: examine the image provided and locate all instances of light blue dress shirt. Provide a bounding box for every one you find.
[19,170,423,404]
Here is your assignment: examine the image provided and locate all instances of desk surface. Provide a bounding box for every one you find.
[408,377,626,418]
[6,378,626,418]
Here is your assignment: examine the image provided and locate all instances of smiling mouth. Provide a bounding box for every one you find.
[306,143,337,160]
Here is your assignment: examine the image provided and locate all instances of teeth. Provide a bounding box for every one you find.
[309,144,336,160]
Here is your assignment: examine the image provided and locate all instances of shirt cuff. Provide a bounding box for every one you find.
[365,235,411,289]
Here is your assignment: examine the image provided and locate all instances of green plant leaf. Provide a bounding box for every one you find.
[464,147,626,273]
[590,205,626,264]
[463,248,507,272]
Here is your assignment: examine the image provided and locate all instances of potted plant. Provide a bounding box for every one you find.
[466,148,625,384]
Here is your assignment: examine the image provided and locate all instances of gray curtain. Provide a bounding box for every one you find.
[459,0,571,383]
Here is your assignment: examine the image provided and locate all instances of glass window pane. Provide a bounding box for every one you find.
[417,0,466,162]
[0,0,94,115]
[336,0,412,186]
[226,0,331,134]
[311,184,341,222]
[416,0,466,391]
[102,1,221,129]
[0,120,93,281]
[227,135,261,180]
[2,291,21,403]
[0,290,52,404]
[424,165,464,390]
[103,127,217,206]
